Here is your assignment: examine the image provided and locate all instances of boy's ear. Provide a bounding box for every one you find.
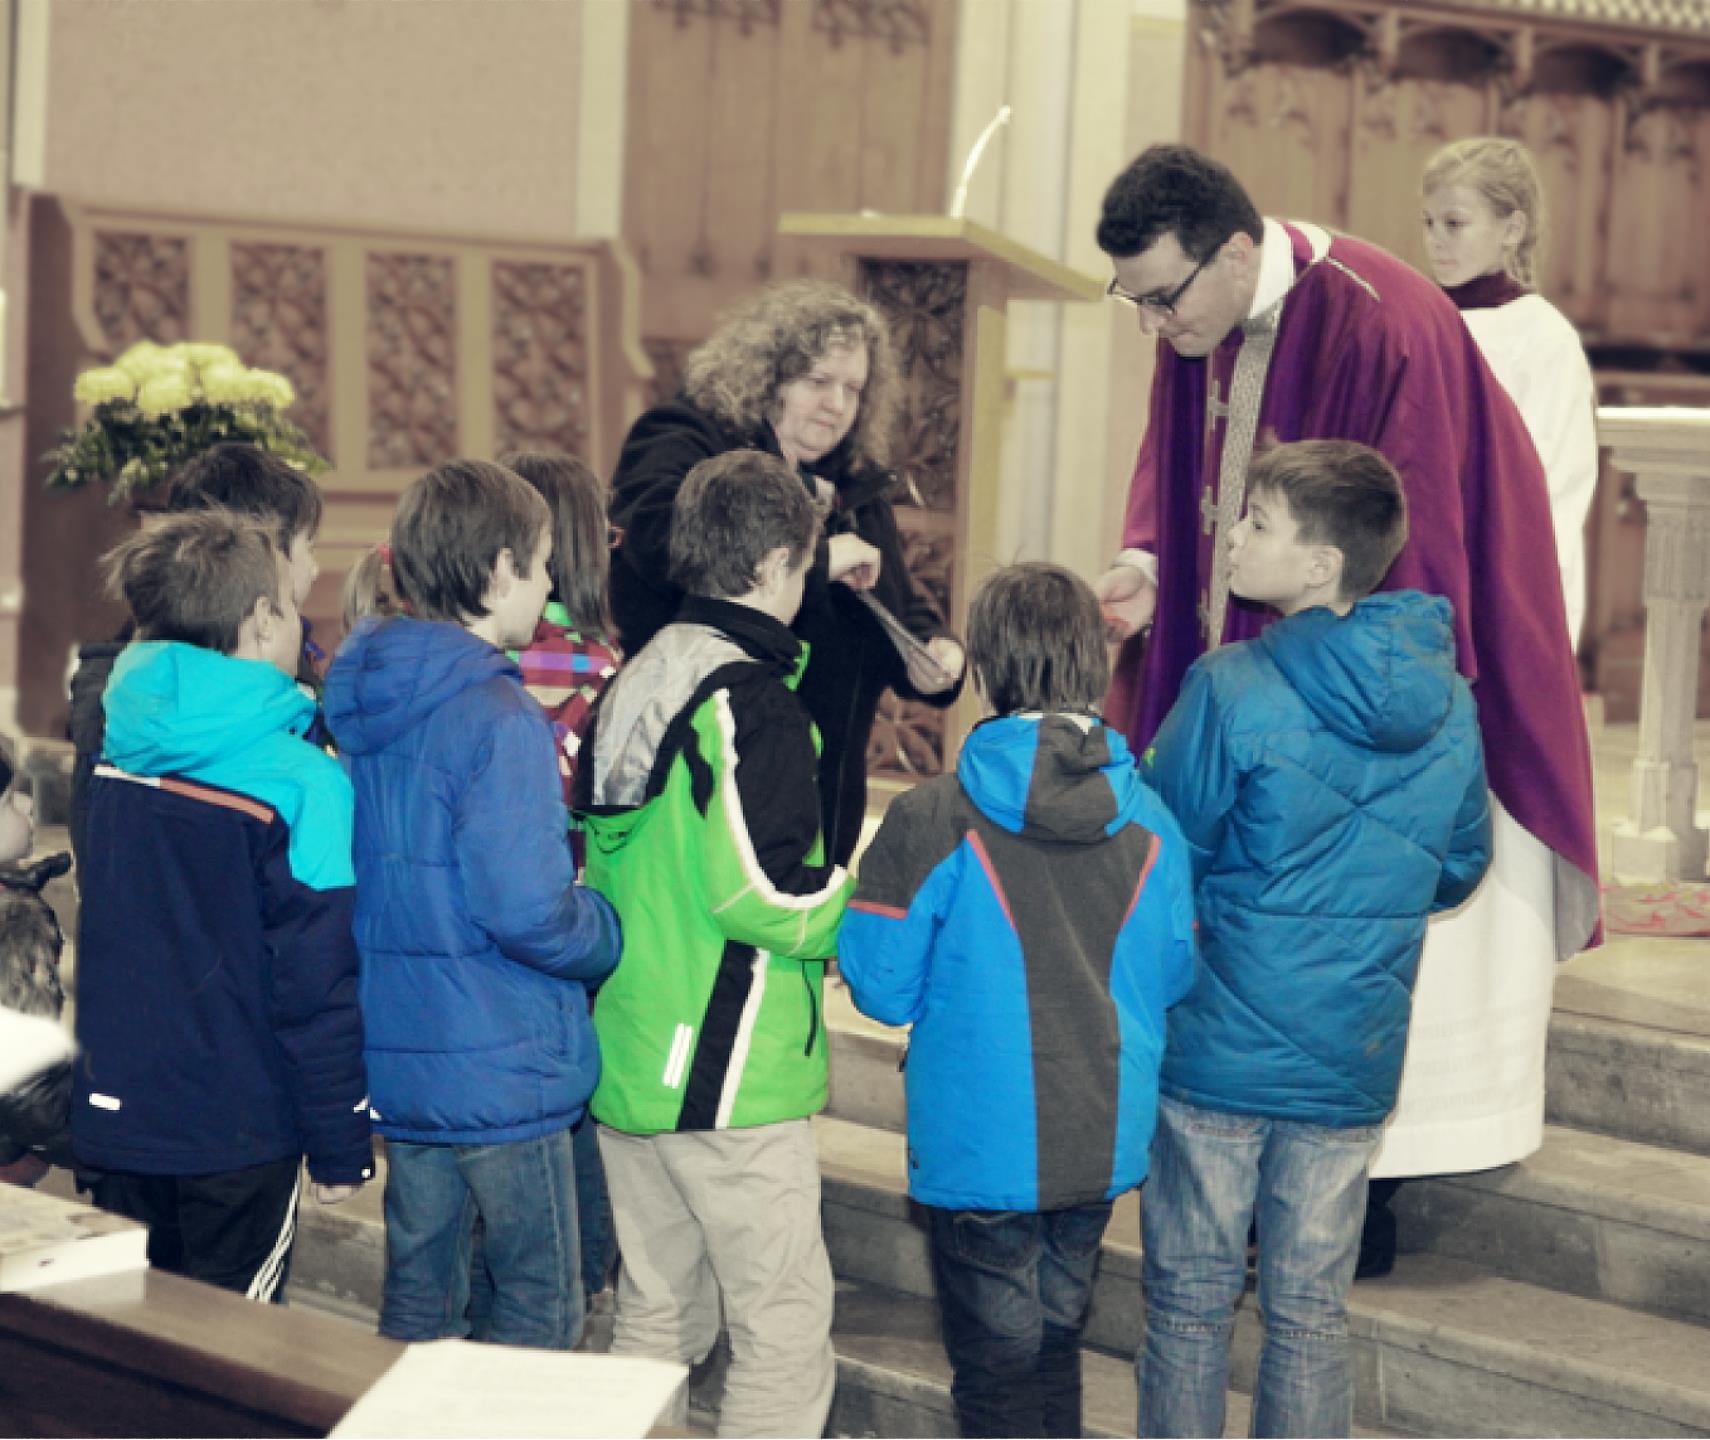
[1310,544,1346,592]
[489,547,518,599]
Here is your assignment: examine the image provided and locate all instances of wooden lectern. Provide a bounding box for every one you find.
[777,213,1103,794]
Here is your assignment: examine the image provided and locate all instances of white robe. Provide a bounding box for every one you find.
[1370,292,1596,1179]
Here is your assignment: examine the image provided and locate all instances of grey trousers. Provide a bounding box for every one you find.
[598,1119,836,1438]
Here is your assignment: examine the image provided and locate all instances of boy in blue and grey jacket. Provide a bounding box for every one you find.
[1138,441,1491,1439]
[839,563,1196,1440]
[74,510,372,1301]
[326,460,620,1352]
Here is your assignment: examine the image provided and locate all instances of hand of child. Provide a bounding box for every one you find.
[828,533,881,591]
[312,1182,361,1206]
[1094,565,1157,642]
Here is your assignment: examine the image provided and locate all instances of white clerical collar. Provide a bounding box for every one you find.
[1248,217,1331,320]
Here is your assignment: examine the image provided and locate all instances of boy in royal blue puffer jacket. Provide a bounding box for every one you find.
[325,460,621,1351]
[1138,440,1491,1439]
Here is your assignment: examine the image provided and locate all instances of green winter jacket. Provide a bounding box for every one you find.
[574,596,852,1134]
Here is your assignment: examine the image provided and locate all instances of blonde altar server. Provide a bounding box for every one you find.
[1361,138,1601,1264]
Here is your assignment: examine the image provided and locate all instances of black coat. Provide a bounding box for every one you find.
[609,399,963,865]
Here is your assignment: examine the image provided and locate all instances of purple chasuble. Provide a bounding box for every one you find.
[1110,223,1600,948]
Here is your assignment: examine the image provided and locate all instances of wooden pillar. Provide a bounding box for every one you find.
[1601,407,1710,883]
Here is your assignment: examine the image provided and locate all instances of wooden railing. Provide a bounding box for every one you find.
[63,202,652,638]
[1598,406,1710,884]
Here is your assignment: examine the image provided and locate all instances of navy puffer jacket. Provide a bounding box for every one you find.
[1145,592,1490,1127]
[325,618,621,1145]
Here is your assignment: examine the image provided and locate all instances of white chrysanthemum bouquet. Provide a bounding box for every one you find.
[45,341,326,504]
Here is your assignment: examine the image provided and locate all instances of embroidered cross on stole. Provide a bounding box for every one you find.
[1199,294,1287,649]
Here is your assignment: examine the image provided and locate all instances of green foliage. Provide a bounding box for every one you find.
[44,341,327,505]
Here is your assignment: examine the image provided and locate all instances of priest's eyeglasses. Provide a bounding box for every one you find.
[1107,253,1212,317]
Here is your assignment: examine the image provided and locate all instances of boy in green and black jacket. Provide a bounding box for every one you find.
[573,448,851,1439]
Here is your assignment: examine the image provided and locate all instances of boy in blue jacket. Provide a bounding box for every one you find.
[1139,441,1491,1438]
[75,511,372,1300]
[839,563,1197,1439]
[325,460,620,1351]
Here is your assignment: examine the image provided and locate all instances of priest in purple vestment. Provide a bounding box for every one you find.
[1091,145,1599,966]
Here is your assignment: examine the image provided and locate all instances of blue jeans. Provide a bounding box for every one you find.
[928,1201,1114,1438]
[1138,1097,1381,1438]
[381,1126,582,1349]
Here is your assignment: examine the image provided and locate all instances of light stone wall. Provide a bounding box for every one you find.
[946,0,1186,587]
[39,0,589,240]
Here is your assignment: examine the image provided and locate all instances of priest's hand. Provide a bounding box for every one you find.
[829,533,881,591]
[1095,564,1156,642]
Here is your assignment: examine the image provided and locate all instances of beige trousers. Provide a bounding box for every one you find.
[598,1119,836,1439]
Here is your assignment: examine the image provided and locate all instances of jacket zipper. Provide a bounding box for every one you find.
[803,965,820,1056]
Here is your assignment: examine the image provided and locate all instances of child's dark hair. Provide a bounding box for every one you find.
[101,509,284,656]
[1249,440,1409,601]
[166,442,324,551]
[499,450,614,641]
[967,563,1110,717]
[1096,143,1264,262]
[668,450,818,599]
[360,460,550,625]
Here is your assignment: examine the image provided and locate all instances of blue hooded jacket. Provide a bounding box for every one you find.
[839,713,1196,1211]
[1145,592,1492,1128]
[73,642,372,1183]
[325,618,621,1145]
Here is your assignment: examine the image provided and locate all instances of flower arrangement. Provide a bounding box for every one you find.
[44,341,327,504]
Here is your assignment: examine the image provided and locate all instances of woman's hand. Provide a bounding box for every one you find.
[907,637,965,695]
[829,533,881,591]
[312,1182,362,1206]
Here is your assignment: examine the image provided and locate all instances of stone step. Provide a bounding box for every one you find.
[1395,1123,1710,1326]
[816,1116,1710,1438]
[1546,1008,1710,1157]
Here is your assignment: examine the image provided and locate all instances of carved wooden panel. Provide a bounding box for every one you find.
[366,253,457,469]
[624,0,954,361]
[860,260,964,514]
[1204,63,1351,229]
[1606,101,1710,342]
[231,242,332,460]
[855,259,964,782]
[93,231,189,348]
[492,261,592,460]
[1509,89,1614,329]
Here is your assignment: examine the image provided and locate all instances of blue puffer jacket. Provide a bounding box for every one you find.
[840,714,1196,1211]
[1145,593,1491,1128]
[325,618,622,1145]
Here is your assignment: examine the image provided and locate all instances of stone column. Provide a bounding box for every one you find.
[1601,407,1710,883]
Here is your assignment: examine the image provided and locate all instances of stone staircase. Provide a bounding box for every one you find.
[281,950,1710,1438]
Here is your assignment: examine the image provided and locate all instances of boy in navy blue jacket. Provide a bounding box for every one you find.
[326,460,621,1351]
[839,563,1196,1439]
[1139,441,1490,1438]
[74,510,372,1301]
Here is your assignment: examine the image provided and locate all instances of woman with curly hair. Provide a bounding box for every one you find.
[609,278,965,864]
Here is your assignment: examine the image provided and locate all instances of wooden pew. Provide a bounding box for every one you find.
[0,1268,400,1437]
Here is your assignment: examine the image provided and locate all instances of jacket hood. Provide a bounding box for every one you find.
[1259,592,1457,753]
[325,617,518,756]
[957,713,1147,844]
[103,642,313,773]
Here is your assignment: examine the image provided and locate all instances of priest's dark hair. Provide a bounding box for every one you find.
[1096,144,1264,262]
[967,562,1110,718]
[1249,440,1409,601]
[668,449,818,600]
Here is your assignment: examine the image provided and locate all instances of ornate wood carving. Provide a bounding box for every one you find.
[365,254,457,470]
[231,242,331,460]
[859,260,964,515]
[492,261,592,460]
[93,232,189,349]
[813,0,930,53]
[642,338,695,409]
[655,0,780,32]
